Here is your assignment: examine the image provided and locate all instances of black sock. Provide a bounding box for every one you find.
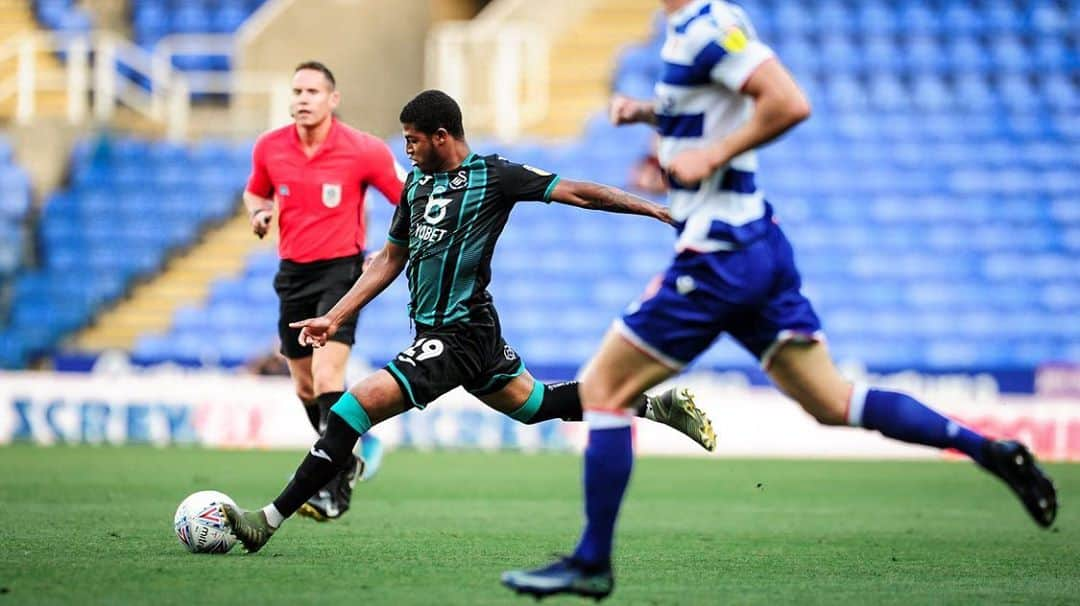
[314,391,344,434]
[272,412,359,518]
[521,381,650,424]
[301,398,320,433]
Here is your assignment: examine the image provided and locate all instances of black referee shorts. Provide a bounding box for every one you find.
[273,253,363,359]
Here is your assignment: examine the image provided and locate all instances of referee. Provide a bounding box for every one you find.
[244,61,403,520]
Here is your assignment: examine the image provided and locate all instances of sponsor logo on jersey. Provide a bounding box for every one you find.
[719,25,748,53]
[322,183,342,208]
[503,345,518,361]
[424,194,450,225]
[413,224,448,243]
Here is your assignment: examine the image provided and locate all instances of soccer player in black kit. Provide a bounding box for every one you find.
[223,90,717,551]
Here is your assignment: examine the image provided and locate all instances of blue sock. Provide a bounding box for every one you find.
[855,388,989,466]
[572,412,633,567]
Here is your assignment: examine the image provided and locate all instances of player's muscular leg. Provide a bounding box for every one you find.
[286,356,315,402]
[312,342,350,395]
[766,341,850,426]
[343,369,409,425]
[479,372,535,415]
[285,355,323,432]
[579,327,674,412]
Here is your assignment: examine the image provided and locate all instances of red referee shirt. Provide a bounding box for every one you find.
[246,118,403,263]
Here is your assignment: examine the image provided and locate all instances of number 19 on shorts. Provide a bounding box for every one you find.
[396,337,444,367]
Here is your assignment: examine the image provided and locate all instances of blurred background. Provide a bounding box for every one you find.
[0,0,1077,457]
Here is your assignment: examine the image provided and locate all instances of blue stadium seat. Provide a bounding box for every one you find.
[948,37,991,73]
[856,2,896,36]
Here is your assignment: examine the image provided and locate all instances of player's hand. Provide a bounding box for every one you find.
[250,209,272,239]
[667,148,721,187]
[610,94,646,126]
[289,316,337,348]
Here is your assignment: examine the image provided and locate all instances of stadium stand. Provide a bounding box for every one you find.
[0,136,33,367]
[131,0,267,71]
[126,0,1080,374]
[0,136,245,369]
[16,0,1080,376]
[597,0,1080,372]
[31,0,94,35]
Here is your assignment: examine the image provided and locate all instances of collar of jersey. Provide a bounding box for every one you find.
[670,0,710,29]
[419,152,478,176]
[290,117,339,158]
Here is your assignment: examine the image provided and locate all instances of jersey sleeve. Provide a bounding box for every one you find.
[692,5,774,91]
[495,157,561,203]
[386,176,411,247]
[362,138,405,206]
[245,135,274,198]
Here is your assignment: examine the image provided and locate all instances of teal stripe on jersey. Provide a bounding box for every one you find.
[412,172,450,325]
[387,234,407,246]
[439,156,488,325]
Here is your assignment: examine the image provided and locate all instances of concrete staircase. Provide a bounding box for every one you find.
[0,0,69,122]
[528,0,657,138]
[73,209,276,351]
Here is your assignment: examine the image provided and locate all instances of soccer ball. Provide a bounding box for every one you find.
[173,490,238,554]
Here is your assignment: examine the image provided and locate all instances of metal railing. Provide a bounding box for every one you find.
[426,21,549,140]
[0,32,291,140]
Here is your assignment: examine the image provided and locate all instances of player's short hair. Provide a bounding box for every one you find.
[294,61,336,90]
[399,90,465,139]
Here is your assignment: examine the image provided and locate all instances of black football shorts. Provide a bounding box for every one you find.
[383,315,525,409]
[274,254,363,359]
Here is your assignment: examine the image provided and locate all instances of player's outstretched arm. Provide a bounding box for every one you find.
[549,180,673,225]
[289,241,408,347]
[243,191,274,239]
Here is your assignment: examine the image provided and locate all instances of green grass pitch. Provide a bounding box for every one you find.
[1,445,1076,605]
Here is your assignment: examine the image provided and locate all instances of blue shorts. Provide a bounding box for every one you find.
[620,219,822,369]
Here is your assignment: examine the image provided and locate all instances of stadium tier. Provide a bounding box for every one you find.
[32,0,94,35]
[0,137,247,369]
[132,0,266,71]
[0,136,32,367]
[9,0,1080,375]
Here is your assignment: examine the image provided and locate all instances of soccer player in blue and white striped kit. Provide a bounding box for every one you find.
[503,0,1057,600]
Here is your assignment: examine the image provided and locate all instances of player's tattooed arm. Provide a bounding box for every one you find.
[550,180,673,225]
[290,241,408,347]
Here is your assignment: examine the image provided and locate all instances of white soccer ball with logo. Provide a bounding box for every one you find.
[173,490,238,554]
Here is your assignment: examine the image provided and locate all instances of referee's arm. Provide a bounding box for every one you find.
[290,241,408,348]
[243,191,275,239]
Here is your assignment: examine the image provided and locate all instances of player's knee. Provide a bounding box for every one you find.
[311,368,343,395]
[296,386,315,404]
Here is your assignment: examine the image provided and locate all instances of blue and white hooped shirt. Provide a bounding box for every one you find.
[657,0,776,252]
